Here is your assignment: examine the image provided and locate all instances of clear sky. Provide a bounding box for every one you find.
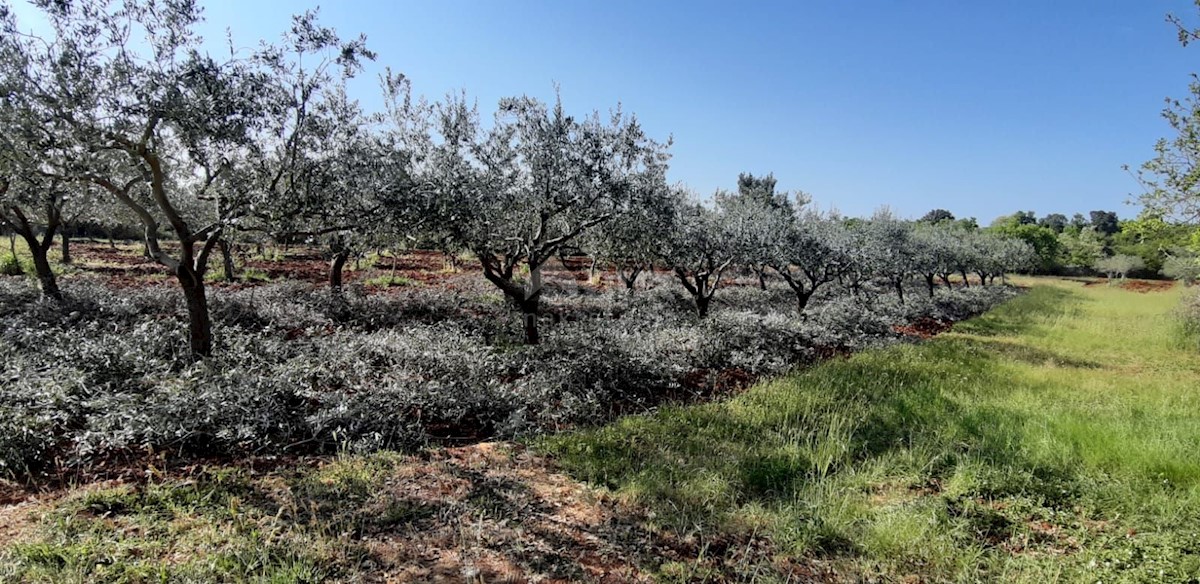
[11,0,1200,222]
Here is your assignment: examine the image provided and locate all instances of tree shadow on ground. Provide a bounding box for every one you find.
[1,442,833,582]
[951,284,1080,338]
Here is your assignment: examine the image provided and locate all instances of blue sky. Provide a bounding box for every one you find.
[12,1,1200,222]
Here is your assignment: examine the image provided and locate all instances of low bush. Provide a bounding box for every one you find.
[0,253,23,276]
[0,276,1018,476]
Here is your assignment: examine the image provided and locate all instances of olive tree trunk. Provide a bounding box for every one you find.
[59,228,71,264]
[6,206,62,301]
[219,239,236,282]
[177,265,212,358]
[329,249,351,290]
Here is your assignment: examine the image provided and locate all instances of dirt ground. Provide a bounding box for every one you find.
[0,444,838,582]
[1079,278,1175,293]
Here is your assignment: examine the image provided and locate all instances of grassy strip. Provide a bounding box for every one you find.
[540,278,1200,582]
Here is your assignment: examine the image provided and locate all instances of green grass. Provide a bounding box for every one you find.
[362,274,417,287]
[205,265,273,283]
[0,237,68,279]
[540,278,1200,582]
[0,456,405,583]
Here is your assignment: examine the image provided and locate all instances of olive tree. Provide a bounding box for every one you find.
[425,92,669,343]
[0,7,97,300]
[1163,253,1200,284]
[767,211,848,314]
[580,170,678,291]
[865,211,917,302]
[0,176,68,300]
[244,11,384,290]
[1094,254,1144,280]
[916,225,976,289]
[659,194,737,318]
[911,223,956,296]
[719,173,799,290]
[13,0,287,358]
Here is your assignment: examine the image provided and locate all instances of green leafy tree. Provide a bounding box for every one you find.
[1131,4,1200,225]
[1089,210,1119,236]
[919,208,955,224]
[991,221,1061,272]
[1038,213,1068,233]
[1060,227,1105,268]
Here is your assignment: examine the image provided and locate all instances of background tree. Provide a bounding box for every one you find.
[1094,254,1144,280]
[866,210,916,302]
[1089,210,1119,236]
[581,170,677,290]
[1059,227,1105,268]
[1038,213,1068,233]
[990,220,1060,273]
[717,172,802,290]
[912,223,956,295]
[246,11,381,290]
[919,208,955,224]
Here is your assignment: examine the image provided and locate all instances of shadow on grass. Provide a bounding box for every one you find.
[965,337,1103,370]
[951,284,1080,337]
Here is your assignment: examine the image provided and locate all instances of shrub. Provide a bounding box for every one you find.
[0,276,1019,476]
[1162,255,1200,285]
[0,253,23,276]
[1173,288,1200,350]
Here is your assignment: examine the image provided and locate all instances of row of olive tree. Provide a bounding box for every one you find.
[0,0,1033,358]
[0,0,670,352]
[0,1,401,357]
[586,172,1034,317]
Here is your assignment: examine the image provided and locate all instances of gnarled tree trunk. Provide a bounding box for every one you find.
[6,205,62,302]
[619,265,643,291]
[329,249,351,290]
[219,239,236,282]
[59,227,71,265]
[177,265,212,358]
[479,253,546,345]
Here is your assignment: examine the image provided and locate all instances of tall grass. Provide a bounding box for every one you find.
[541,278,1200,582]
